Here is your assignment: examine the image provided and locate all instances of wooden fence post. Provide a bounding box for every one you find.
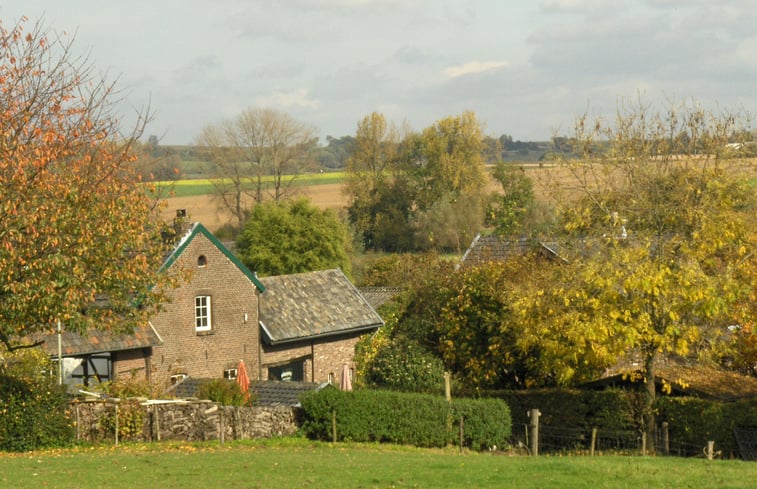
[641,432,646,456]
[706,441,715,460]
[528,409,540,456]
[155,404,161,442]
[444,372,451,402]
[590,427,597,456]
[114,403,119,446]
[662,422,669,455]
[75,403,80,441]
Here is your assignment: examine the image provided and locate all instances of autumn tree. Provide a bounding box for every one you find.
[196,107,317,229]
[236,198,351,277]
[345,112,416,251]
[485,162,543,237]
[529,98,757,444]
[346,111,489,252]
[0,19,168,351]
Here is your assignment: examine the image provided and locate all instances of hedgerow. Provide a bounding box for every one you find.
[299,388,510,450]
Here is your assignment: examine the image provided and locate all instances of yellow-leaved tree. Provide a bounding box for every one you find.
[521,97,757,446]
[0,18,169,351]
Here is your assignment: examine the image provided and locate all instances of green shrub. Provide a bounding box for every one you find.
[99,400,146,442]
[0,350,74,451]
[364,340,446,394]
[197,379,253,406]
[300,388,511,450]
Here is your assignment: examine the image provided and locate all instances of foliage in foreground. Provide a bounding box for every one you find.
[0,18,169,351]
[299,388,511,451]
[0,349,73,451]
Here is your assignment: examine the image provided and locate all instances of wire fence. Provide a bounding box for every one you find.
[511,423,754,459]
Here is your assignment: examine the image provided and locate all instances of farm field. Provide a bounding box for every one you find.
[2,440,755,489]
[160,167,517,232]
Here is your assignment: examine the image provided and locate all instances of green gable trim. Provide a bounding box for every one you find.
[161,223,265,292]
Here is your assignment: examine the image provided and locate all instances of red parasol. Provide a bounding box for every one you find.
[236,359,251,402]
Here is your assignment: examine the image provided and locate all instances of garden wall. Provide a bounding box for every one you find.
[71,399,300,444]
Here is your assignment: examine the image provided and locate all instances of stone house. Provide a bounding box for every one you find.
[148,222,266,386]
[44,222,382,392]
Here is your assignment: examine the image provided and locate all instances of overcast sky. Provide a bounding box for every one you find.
[3,1,757,145]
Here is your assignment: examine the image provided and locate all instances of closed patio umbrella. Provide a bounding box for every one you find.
[340,364,352,391]
[237,359,251,402]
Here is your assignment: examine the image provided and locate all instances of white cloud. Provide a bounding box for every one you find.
[255,89,321,109]
[444,61,509,79]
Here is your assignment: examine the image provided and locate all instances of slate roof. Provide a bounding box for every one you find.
[358,287,403,309]
[166,377,327,406]
[459,233,562,268]
[259,269,384,345]
[251,381,329,406]
[41,322,162,357]
[583,357,757,401]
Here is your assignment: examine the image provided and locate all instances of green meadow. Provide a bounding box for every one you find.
[158,172,346,198]
[2,439,754,489]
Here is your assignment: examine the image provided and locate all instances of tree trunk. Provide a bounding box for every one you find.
[643,349,657,454]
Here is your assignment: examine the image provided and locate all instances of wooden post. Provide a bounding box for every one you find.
[528,409,540,456]
[662,422,669,455]
[444,372,451,402]
[332,410,337,443]
[114,403,119,446]
[590,427,597,456]
[641,431,646,456]
[219,407,225,447]
[155,404,161,442]
[706,441,715,460]
[75,403,80,441]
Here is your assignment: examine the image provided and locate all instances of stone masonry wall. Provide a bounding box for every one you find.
[71,400,300,444]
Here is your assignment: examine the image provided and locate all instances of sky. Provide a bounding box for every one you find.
[2,0,757,145]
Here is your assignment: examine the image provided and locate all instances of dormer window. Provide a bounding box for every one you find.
[197,255,207,267]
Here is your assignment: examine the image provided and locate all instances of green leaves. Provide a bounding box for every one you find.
[236,198,351,277]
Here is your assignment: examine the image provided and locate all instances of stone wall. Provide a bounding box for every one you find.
[71,399,300,444]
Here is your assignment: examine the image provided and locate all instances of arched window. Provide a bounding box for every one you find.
[197,255,207,267]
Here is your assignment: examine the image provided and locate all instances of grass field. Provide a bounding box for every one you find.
[160,172,347,198]
[2,439,755,489]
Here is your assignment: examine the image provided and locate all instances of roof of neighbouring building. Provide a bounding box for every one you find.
[583,357,757,401]
[41,322,162,357]
[251,381,330,406]
[166,377,328,406]
[358,286,403,309]
[258,269,384,345]
[459,233,563,268]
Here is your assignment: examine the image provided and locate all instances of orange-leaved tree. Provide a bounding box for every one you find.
[0,18,169,351]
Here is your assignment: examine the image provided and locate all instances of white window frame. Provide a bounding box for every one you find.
[195,295,212,332]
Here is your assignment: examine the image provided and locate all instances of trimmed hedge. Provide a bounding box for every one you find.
[474,388,641,436]
[300,388,511,450]
[656,397,757,458]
